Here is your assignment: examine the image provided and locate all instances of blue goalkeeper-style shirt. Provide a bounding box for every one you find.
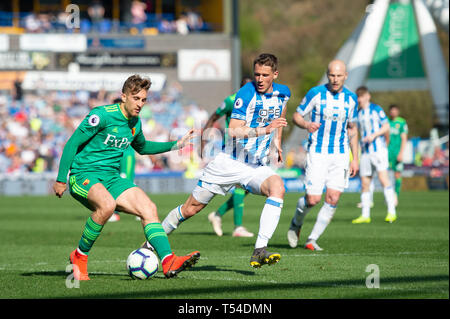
[226,81,290,166]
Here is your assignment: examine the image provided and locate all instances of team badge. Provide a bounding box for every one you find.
[234,98,243,109]
[88,114,100,127]
[131,127,136,136]
[82,179,90,186]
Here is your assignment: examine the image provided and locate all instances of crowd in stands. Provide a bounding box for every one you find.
[0,81,210,177]
[0,0,211,34]
[0,77,448,179]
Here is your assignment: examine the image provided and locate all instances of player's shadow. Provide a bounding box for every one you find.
[20,266,255,279]
[266,243,304,250]
[238,242,293,250]
[189,264,255,276]
[21,271,126,278]
[175,231,229,237]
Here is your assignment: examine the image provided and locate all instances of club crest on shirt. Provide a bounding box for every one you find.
[88,114,100,127]
[131,127,136,136]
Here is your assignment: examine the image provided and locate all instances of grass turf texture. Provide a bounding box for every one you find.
[0,191,448,299]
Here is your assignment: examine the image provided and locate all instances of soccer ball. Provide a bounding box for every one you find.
[126,248,159,280]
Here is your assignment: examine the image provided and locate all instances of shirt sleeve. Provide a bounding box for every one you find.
[56,129,93,183]
[402,122,409,135]
[377,106,388,124]
[277,84,291,113]
[215,95,233,118]
[231,83,253,121]
[55,108,105,183]
[131,129,178,155]
[77,107,106,136]
[348,94,358,123]
[296,88,319,116]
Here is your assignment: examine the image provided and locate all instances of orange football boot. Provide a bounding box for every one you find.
[162,251,200,278]
[69,250,90,281]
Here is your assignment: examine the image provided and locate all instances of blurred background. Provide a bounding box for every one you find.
[0,0,448,195]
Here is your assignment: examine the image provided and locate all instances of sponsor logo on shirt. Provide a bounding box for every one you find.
[103,134,131,149]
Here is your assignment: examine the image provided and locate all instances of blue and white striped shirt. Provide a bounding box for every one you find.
[296,84,358,155]
[227,82,291,165]
[357,103,388,154]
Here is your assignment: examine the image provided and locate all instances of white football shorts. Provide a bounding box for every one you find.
[304,152,350,195]
[192,152,278,204]
[359,148,389,177]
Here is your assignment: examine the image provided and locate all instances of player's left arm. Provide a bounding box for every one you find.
[348,122,359,177]
[398,130,408,162]
[385,129,390,146]
[131,129,196,155]
[275,102,288,163]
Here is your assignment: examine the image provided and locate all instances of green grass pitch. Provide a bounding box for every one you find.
[0,191,448,299]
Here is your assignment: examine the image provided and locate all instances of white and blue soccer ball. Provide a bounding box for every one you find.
[126,248,159,280]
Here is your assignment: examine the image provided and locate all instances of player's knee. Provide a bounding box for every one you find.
[306,195,321,207]
[272,184,285,198]
[136,199,159,222]
[268,176,285,198]
[103,199,116,214]
[325,194,340,206]
[95,200,116,221]
[147,200,157,213]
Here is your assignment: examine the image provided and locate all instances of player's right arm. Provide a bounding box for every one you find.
[293,88,321,133]
[53,109,105,197]
[228,117,287,138]
[228,83,287,138]
[293,112,321,133]
[362,106,389,144]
